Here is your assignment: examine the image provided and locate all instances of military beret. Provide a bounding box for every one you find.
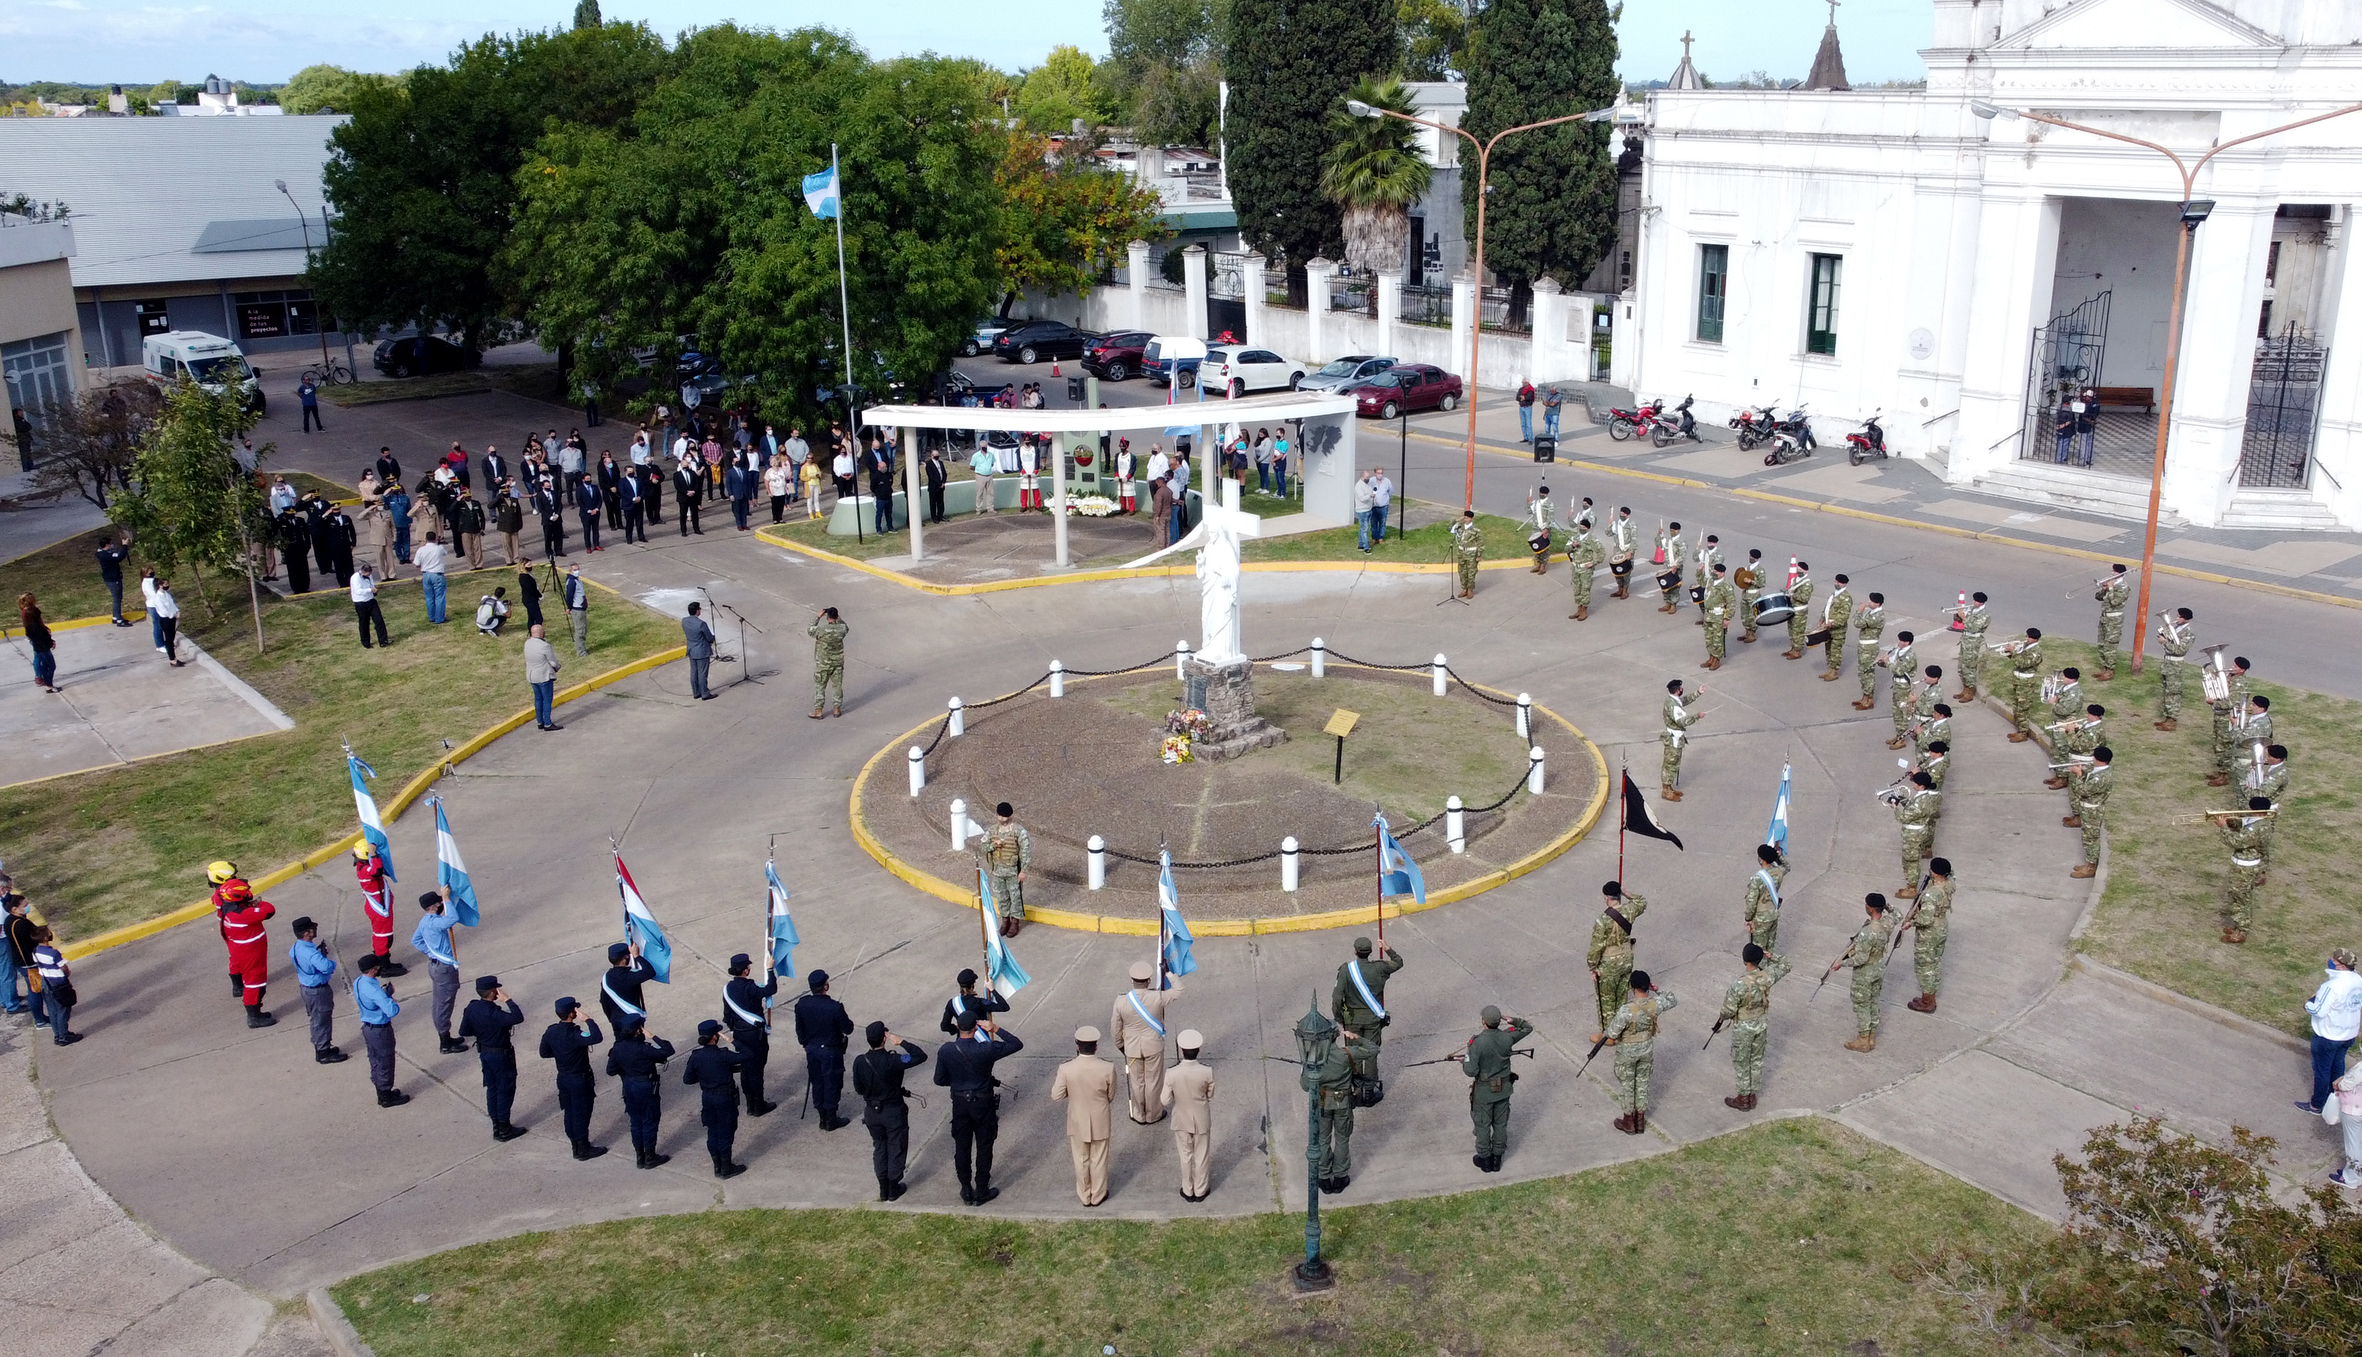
[996,801,1014,817]
[1480,1004,1502,1025]
[1742,944,1764,965]
[1629,970,1652,991]
[475,975,500,994]
[1129,961,1154,982]
[1352,936,1372,956]
[1075,1025,1101,1043]
[698,1019,723,1038]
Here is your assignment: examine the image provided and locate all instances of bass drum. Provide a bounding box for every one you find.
[1754,591,1796,626]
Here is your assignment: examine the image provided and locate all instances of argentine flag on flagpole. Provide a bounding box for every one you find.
[347,750,394,881]
[1157,850,1196,984]
[1765,761,1793,852]
[430,796,478,927]
[614,854,672,983]
[980,870,1031,999]
[802,165,840,220]
[1376,813,1426,904]
[765,861,799,979]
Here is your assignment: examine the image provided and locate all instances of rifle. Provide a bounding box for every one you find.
[1702,1016,1728,1050]
[1886,872,1933,960]
[1576,1033,1612,1076]
[1810,947,1852,1003]
[1402,1046,1533,1071]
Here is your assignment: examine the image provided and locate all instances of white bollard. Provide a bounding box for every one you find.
[1433,654,1449,696]
[1516,693,1532,740]
[1311,637,1326,678]
[908,747,926,797]
[1049,661,1065,698]
[1446,795,1466,853]
[949,798,971,852]
[1527,746,1546,794]
[1176,640,1191,680]
[947,697,965,738]
[1280,836,1300,892]
[1087,834,1106,890]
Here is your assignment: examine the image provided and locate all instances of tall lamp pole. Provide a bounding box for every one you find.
[1291,999,1340,1293]
[1348,98,1625,513]
[1969,97,2362,674]
[274,178,335,373]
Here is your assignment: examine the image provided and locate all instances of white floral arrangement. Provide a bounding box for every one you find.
[1064,495,1120,518]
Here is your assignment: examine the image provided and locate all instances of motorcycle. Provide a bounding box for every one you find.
[1845,411,1889,466]
[1729,404,1778,451]
[1650,394,1701,448]
[1603,396,1665,442]
[1762,405,1816,467]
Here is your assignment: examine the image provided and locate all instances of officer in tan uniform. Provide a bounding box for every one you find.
[1049,1025,1117,1206]
[1112,960,1180,1124]
[1162,1029,1215,1200]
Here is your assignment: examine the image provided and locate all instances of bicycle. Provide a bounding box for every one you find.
[302,357,356,386]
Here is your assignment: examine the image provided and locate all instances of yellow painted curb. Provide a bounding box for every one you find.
[846,666,1608,935]
[59,643,687,962]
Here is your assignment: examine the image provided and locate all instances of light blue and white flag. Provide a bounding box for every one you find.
[766,860,800,979]
[980,870,1031,999]
[615,854,672,984]
[431,797,478,927]
[1765,761,1793,853]
[802,165,840,220]
[1376,813,1426,904]
[1157,850,1196,984]
[347,751,394,881]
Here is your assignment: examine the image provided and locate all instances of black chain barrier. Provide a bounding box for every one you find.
[1096,754,1532,869]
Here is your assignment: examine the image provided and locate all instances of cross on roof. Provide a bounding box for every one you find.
[1681,29,1693,59]
[1827,0,1840,24]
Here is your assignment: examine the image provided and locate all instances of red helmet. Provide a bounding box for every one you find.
[216,879,253,905]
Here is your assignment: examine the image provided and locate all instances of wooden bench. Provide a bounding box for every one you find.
[2092,386,2156,414]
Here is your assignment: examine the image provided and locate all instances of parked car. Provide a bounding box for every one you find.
[1081,331,1153,381]
[1295,354,1396,393]
[1349,364,1462,420]
[962,316,1017,357]
[990,320,1094,365]
[1204,346,1305,397]
[372,335,480,379]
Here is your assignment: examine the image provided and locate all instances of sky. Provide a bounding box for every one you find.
[3,1,1938,89]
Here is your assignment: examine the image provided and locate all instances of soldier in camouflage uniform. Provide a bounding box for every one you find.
[1331,937,1403,1094]
[1605,970,1677,1134]
[2045,702,2104,790]
[1525,487,1554,574]
[2004,629,2045,741]
[1692,534,1723,626]
[1586,882,1645,1041]
[1781,561,1816,659]
[1895,771,1940,895]
[2217,796,2276,944]
[2063,747,2112,880]
[1660,678,1701,801]
[2206,656,2252,787]
[1460,1005,1532,1171]
[1700,564,1737,671]
[1743,843,1787,958]
[1893,862,1949,1017]
[1566,521,1606,621]
[2154,607,2194,730]
[980,802,1032,936]
[1884,642,1921,746]
[2049,668,2085,726]
[1838,894,1895,1051]
[2226,695,2274,791]
[2093,563,2130,679]
[1718,943,1792,1109]
[1736,549,1765,643]
[1913,695,1953,759]
[808,606,849,718]
[1918,738,1951,793]
[1655,523,1687,613]
[2253,745,2290,810]
[1954,592,1991,701]
[1850,592,1887,707]
[1817,574,1856,681]
[1295,1007,1358,1194]
[1449,511,1482,599]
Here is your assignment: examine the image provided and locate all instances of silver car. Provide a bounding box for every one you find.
[1293,354,1396,393]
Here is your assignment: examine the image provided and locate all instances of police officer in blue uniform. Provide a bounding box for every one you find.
[932,1010,1023,1205]
[606,1017,677,1169]
[598,941,656,1032]
[793,969,854,1131]
[853,1020,930,1200]
[721,953,780,1116]
[458,975,527,1140]
[538,997,607,1160]
[684,1020,749,1179]
[938,967,1009,1035]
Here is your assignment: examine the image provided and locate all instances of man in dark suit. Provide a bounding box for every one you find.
[534,477,567,559]
[924,446,949,524]
[867,438,898,533]
[617,467,645,544]
[481,445,510,493]
[683,601,717,700]
[319,506,357,587]
[794,969,854,1131]
[574,474,604,552]
[724,460,753,532]
[672,459,704,536]
[640,461,664,526]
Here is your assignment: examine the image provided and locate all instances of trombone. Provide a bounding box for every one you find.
[2169,807,2279,826]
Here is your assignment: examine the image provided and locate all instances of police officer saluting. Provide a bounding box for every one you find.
[933,1010,1023,1205]
[458,975,527,1141]
[853,1020,929,1201]
[1332,936,1403,1104]
[607,1018,677,1169]
[684,1020,749,1178]
[539,997,607,1160]
[721,953,780,1116]
[794,969,854,1130]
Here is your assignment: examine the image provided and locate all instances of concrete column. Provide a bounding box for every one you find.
[2165,201,2276,527]
[1305,257,1339,361]
[902,425,922,562]
[1376,270,1402,360]
[1530,276,1567,384]
[2310,215,2362,527]
[1182,244,1209,341]
[1127,240,1152,332]
[1449,269,1478,382]
[1952,191,2062,485]
[1242,252,1268,349]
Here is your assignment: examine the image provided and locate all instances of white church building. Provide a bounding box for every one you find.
[1613,0,2362,531]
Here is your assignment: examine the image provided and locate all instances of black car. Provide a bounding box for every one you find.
[372,335,479,379]
[990,320,1093,365]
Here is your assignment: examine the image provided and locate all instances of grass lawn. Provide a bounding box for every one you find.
[2036,638,2362,1037]
[0,571,680,941]
[334,1117,2045,1357]
[1243,497,1533,565]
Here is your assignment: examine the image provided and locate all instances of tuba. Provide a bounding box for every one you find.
[2199,644,2233,703]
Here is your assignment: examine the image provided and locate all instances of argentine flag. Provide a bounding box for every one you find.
[980,870,1031,999]
[615,854,672,983]
[431,796,478,927]
[1157,851,1196,983]
[802,164,840,220]
[1765,762,1793,853]
[766,861,800,979]
[1376,813,1426,904]
[347,751,394,881]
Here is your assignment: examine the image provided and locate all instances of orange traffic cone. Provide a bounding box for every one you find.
[1051,362,1061,377]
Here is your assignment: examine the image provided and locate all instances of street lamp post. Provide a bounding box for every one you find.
[1969,97,2362,673]
[1348,98,1623,513]
[274,178,335,373]
[1291,998,1340,1293]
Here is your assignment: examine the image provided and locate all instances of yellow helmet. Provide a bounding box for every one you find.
[352,843,372,861]
[206,860,239,885]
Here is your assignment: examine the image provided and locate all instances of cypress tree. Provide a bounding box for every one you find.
[1460,0,1619,325]
[1224,0,1398,301]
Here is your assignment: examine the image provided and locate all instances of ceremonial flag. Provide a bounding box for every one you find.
[615,854,672,983]
[765,860,800,979]
[347,750,394,880]
[801,164,840,219]
[1157,850,1196,984]
[1620,771,1684,850]
[1765,761,1793,853]
[1375,813,1426,903]
[431,797,478,927]
[979,870,1031,999]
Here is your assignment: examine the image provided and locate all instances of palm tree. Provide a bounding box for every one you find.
[1320,77,1434,311]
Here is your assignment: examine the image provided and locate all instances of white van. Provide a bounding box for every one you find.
[143,331,265,414]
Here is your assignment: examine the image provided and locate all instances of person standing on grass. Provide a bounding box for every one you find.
[17,594,58,693]
[95,533,133,626]
[151,579,184,667]
[415,532,450,625]
[518,563,545,631]
[495,486,526,565]
[1370,468,1394,545]
[525,623,562,732]
[1273,428,1292,499]
[2302,949,2361,1116]
[350,565,390,649]
[290,917,348,1064]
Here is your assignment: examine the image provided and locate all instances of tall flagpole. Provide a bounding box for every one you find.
[976,871,993,981]
[831,143,865,546]
[1616,759,1628,884]
[1372,818,1385,943]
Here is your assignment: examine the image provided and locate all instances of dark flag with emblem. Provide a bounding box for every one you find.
[1621,770,1683,850]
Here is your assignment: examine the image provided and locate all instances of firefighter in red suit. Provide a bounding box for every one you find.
[354,844,407,976]
[208,860,248,999]
[216,878,279,1027]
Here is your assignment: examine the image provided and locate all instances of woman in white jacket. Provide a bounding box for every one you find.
[2304,948,2361,1117]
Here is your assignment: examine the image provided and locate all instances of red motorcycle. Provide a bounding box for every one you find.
[1844,411,1889,466]
[1604,396,1665,442]
[1729,404,1779,451]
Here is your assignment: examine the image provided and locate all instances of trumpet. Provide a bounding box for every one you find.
[2170,807,2279,826]
[1989,637,2028,656]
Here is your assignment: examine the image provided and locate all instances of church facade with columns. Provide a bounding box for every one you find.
[1613,0,2362,531]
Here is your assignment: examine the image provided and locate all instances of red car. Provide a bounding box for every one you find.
[1081,330,1153,381]
[1348,364,1462,419]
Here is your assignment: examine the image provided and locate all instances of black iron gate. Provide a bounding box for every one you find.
[2238,328,2326,489]
[2019,291,2110,463]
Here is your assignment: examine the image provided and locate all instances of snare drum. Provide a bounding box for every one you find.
[1655,569,1682,592]
[1527,529,1553,556]
[1688,585,1706,604]
[1610,559,1635,577]
[1754,591,1796,625]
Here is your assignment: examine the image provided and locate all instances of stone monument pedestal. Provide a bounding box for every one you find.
[1184,657,1286,762]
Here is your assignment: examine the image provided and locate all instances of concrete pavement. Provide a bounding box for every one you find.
[0,624,293,788]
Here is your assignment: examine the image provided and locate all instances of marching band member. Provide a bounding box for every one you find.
[1848,591,1885,704]
[2093,563,2131,680]
[2154,607,2194,730]
[1525,485,1555,575]
[1780,560,1815,659]
[2063,745,2113,880]
[2003,628,2044,741]
[1693,534,1723,625]
[1953,591,1991,700]
[1873,628,1915,724]
[1608,507,1636,599]
[1816,573,1855,681]
[1655,523,1687,612]
[2205,654,2251,787]
[1735,549,1763,644]
[1660,678,1703,801]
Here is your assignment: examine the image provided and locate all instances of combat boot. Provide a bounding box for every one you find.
[644,1150,670,1170]
[1610,1112,1632,1133]
[1630,1113,1647,1135]
[1702,658,1719,670]
[1781,648,1802,660]
[2062,814,2082,828]
[1954,686,1976,702]
[1661,787,1682,802]
[2008,730,2031,743]
[378,1088,411,1107]
[2207,773,2230,787]
[809,705,825,720]
[1906,994,1937,1014]
[573,1140,608,1161]
[245,1007,277,1028]
[1843,1035,1876,1052]
[1896,884,1919,900]
[2221,927,2247,945]
[2154,718,2177,731]
[2095,668,2116,683]
[229,973,245,999]
[1723,1094,1756,1111]
[1573,605,1588,621]
[2070,864,2096,878]
[2044,776,2068,790]
[1886,736,1907,749]
[1852,697,1874,710]
[714,1157,747,1180]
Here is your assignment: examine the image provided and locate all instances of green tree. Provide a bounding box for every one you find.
[1320,76,1431,289]
[994,128,1169,310]
[1399,0,1467,80]
[1014,45,1115,133]
[1224,0,1398,300]
[1102,0,1224,146]
[278,64,404,116]
[309,22,672,355]
[107,381,271,645]
[573,0,601,28]
[25,384,161,511]
[1460,0,1618,326]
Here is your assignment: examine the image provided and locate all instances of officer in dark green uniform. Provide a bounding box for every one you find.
[1461,1004,1533,1172]
[1331,936,1403,1103]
